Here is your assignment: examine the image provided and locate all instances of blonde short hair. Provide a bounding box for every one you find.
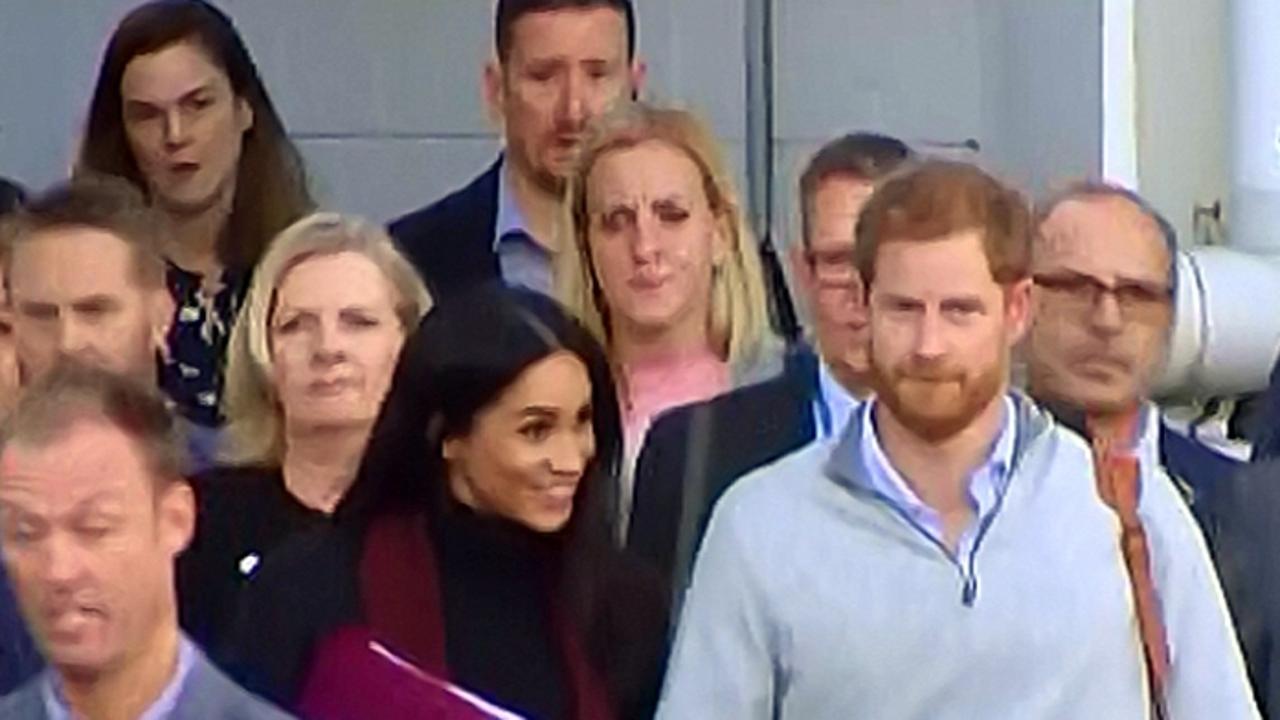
[556,103,776,368]
[220,212,432,465]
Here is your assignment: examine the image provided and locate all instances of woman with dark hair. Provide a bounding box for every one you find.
[230,287,667,720]
[78,0,312,429]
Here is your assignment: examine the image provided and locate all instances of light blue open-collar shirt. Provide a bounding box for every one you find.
[493,158,553,295]
[859,396,1017,592]
[42,635,196,720]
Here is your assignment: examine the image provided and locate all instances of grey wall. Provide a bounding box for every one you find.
[1135,0,1228,245]
[771,0,1104,252]
[0,0,749,224]
[1,0,1105,237]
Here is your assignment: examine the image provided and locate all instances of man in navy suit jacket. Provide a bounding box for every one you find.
[0,558,39,695]
[389,0,645,302]
[1023,182,1239,520]
[628,133,913,599]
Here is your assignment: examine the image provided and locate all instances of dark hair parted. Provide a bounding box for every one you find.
[3,175,166,289]
[799,132,913,248]
[855,160,1032,288]
[0,360,185,485]
[77,0,312,270]
[337,286,622,617]
[496,0,636,62]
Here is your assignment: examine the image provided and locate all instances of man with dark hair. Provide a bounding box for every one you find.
[390,0,645,301]
[4,176,173,386]
[0,362,291,718]
[627,132,910,601]
[1025,182,1240,522]
[657,161,1255,719]
[3,176,228,476]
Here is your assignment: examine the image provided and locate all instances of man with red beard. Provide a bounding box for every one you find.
[657,161,1256,719]
[627,132,911,604]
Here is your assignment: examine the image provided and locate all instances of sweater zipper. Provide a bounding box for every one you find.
[869,495,977,605]
[867,453,1018,608]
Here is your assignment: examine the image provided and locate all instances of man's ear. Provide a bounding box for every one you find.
[483,58,506,129]
[158,479,196,556]
[1004,277,1035,346]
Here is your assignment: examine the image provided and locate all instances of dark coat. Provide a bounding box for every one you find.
[388,161,503,305]
[229,510,666,720]
[1202,459,1280,718]
[0,559,39,695]
[627,346,820,602]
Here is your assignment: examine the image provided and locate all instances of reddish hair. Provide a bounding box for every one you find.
[855,160,1031,287]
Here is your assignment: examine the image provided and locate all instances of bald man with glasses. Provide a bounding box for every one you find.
[1024,183,1242,523]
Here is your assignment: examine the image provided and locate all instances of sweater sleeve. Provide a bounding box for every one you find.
[655,485,782,720]
[1144,464,1261,719]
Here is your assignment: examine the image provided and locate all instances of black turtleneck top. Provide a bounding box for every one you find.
[433,503,569,720]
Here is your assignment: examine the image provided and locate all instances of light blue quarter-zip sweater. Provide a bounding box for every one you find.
[657,394,1257,719]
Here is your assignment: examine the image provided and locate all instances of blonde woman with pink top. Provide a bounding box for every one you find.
[557,103,783,532]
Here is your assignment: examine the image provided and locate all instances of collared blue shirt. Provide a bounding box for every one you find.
[859,395,1017,576]
[812,362,861,440]
[41,635,196,720]
[494,160,553,295]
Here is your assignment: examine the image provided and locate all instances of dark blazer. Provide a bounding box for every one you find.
[627,346,820,602]
[1251,358,1280,461]
[1202,459,1280,719]
[388,160,503,304]
[0,645,294,719]
[0,559,39,695]
[1159,423,1243,524]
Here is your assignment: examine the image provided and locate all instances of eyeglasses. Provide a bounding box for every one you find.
[1033,271,1172,321]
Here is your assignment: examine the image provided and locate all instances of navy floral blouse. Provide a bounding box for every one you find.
[160,263,249,428]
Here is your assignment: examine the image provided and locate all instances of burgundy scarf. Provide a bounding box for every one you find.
[296,512,615,720]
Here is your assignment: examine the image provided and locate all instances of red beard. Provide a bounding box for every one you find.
[870,355,1006,442]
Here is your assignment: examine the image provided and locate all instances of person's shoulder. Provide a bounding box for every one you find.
[189,465,283,512]
[388,161,501,242]
[652,371,797,440]
[648,342,816,442]
[0,675,46,718]
[1206,458,1280,522]
[1159,423,1243,487]
[177,650,296,719]
[713,438,836,527]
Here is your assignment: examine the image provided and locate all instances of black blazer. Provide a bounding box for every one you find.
[1202,459,1280,719]
[1251,359,1280,461]
[627,347,819,602]
[388,160,504,304]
